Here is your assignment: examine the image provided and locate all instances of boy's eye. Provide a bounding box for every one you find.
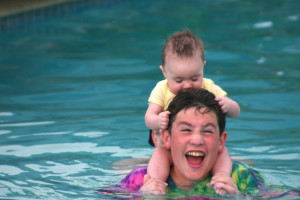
[181,128,191,132]
[204,129,214,134]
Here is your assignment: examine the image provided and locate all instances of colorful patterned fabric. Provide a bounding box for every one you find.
[97,161,300,199]
[120,166,147,191]
[165,161,265,198]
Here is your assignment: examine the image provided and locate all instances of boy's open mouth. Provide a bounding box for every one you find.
[185,151,204,168]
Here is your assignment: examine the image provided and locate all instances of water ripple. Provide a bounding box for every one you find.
[0,121,55,127]
[74,131,109,138]
[0,165,26,175]
[0,142,152,158]
[253,21,273,29]
[0,130,11,135]
[0,112,14,116]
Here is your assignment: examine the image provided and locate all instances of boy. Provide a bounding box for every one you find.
[144,30,240,194]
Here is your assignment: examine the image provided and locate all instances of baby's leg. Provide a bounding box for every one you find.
[147,146,172,181]
[212,146,232,176]
[211,147,233,194]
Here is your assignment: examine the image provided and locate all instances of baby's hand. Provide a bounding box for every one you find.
[215,97,231,114]
[158,111,170,130]
[140,174,168,195]
[208,172,238,195]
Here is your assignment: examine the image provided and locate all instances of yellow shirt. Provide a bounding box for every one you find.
[148,78,227,110]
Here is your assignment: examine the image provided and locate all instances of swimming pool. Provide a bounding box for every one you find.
[0,0,299,199]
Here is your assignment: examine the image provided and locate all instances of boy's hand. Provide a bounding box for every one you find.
[158,111,170,130]
[208,172,238,195]
[140,174,168,195]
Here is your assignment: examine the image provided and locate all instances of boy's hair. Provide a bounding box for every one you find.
[162,30,205,66]
[167,89,226,136]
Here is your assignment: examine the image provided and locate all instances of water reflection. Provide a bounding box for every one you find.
[0,0,299,199]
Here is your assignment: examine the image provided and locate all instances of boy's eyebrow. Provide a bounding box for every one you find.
[178,121,193,127]
[178,122,217,129]
[202,123,217,130]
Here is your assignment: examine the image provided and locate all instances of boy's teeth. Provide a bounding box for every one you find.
[187,152,203,157]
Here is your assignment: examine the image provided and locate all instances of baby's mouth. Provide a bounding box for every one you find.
[185,151,204,168]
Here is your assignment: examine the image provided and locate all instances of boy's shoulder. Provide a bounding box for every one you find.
[232,161,265,193]
[120,166,147,190]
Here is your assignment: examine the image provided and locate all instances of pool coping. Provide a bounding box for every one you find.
[0,0,118,31]
[0,0,75,18]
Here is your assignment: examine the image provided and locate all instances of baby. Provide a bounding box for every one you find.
[145,30,240,194]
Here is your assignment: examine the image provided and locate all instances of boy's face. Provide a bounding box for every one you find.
[162,107,227,189]
[161,52,206,95]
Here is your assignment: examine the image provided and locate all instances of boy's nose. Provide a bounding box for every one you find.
[190,133,204,146]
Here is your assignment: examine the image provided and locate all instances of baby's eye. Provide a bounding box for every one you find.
[175,80,183,83]
[192,75,200,81]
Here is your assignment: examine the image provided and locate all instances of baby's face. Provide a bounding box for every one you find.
[162,53,205,95]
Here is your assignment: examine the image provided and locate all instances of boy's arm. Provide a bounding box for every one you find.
[215,97,240,118]
[145,102,169,130]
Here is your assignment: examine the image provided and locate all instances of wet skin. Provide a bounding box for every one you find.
[162,107,227,190]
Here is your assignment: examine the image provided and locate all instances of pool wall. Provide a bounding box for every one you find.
[0,0,122,31]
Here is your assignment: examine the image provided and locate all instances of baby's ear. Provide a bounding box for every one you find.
[160,65,167,78]
[161,129,170,149]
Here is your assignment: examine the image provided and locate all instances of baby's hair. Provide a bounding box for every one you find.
[162,29,205,66]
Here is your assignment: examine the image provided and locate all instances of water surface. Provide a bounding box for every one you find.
[0,0,299,199]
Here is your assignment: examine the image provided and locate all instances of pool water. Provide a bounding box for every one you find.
[0,0,299,199]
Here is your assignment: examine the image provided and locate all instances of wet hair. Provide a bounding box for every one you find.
[167,89,226,135]
[162,29,205,66]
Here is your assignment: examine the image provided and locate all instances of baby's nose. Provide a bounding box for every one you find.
[183,81,193,89]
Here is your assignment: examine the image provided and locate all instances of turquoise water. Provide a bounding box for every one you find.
[0,0,299,199]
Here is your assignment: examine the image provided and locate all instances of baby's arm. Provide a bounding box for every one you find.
[147,147,172,182]
[215,97,240,118]
[145,102,170,130]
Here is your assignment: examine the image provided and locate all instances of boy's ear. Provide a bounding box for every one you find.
[151,131,164,147]
[159,65,167,79]
[161,129,171,149]
[218,131,227,153]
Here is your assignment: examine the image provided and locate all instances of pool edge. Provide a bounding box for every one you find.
[0,0,76,18]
